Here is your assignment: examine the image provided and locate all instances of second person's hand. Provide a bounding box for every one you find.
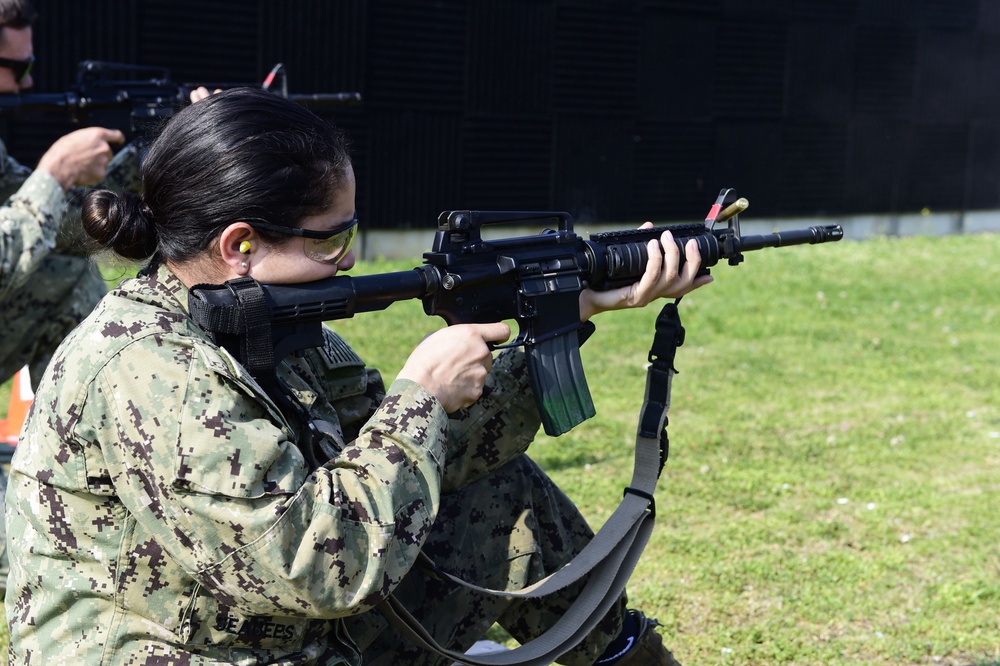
[36,127,125,191]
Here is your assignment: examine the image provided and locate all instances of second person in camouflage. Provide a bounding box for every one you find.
[0,0,141,603]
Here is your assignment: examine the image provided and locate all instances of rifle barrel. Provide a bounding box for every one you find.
[287,92,363,106]
[737,224,844,252]
[0,92,77,113]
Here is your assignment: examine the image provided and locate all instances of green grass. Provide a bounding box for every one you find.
[3,233,1000,664]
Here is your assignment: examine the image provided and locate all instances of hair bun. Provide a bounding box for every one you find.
[82,189,159,260]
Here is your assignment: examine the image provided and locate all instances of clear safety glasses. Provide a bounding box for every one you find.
[247,215,358,265]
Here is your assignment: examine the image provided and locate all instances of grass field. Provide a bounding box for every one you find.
[2,231,999,664]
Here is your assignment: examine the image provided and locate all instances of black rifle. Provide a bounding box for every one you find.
[188,189,844,437]
[0,61,361,143]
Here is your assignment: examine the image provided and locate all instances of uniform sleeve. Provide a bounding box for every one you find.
[439,348,542,492]
[87,335,450,618]
[0,168,68,300]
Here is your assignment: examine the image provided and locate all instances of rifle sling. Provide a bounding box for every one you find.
[376,301,685,666]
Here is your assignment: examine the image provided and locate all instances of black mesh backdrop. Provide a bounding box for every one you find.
[3,0,999,227]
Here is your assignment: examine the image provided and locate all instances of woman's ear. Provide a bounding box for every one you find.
[218,222,259,276]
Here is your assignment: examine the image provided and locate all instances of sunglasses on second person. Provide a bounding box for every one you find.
[245,215,359,265]
[0,54,33,86]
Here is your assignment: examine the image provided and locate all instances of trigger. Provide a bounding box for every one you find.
[491,332,527,351]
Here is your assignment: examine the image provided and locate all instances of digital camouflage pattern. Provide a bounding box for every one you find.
[0,139,142,385]
[5,263,623,665]
[0,140,142,600]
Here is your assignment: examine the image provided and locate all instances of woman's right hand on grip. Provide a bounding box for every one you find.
[397,322,511,413]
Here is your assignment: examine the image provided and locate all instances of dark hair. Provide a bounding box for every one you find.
[83,87,352,263]
[0,0,37,30]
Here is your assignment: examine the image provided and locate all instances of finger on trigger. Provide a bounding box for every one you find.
[485,321,511,344]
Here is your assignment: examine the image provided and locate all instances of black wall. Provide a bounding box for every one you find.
[4,0,998,229]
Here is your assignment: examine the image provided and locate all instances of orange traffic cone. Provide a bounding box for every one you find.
[0,366,34,446]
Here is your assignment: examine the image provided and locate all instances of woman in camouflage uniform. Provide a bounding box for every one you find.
[5,88,710,666]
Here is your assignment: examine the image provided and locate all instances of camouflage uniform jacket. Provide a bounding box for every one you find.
[0,138,140,300]
[5,263,540,665]
[0,139,66,299]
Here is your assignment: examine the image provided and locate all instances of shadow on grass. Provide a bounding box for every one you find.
[530,437,640,474]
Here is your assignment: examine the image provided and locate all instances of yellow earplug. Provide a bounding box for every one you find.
[239,241,252,254]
